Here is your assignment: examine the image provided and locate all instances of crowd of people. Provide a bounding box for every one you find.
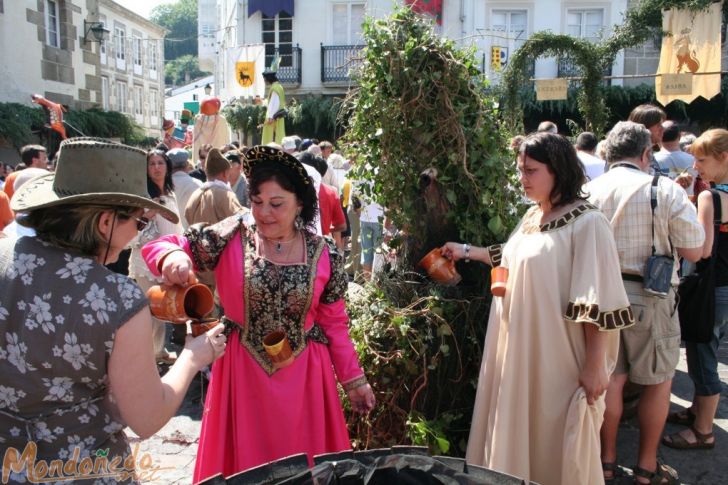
[0,101,726,485]
[0,132,379,483]
[465,105,727,485]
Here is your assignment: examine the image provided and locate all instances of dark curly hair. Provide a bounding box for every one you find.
[146,149,174,198]
[518,132,587,208]
[248,166,319,232]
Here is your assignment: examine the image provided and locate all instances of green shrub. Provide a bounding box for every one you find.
[339,6,522,457]
[345,275,489,456]
[0,103,148,150]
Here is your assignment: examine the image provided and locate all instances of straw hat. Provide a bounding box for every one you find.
[11,137,179,223]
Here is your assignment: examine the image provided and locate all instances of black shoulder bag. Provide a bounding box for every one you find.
[677,190,722,343]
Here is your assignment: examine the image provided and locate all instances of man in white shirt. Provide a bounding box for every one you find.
[588,121,704,485]
[655,121,695,179]
[575,131,606,181]
[262,69,286,144]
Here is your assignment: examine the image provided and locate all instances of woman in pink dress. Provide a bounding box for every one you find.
[142,145,375,482]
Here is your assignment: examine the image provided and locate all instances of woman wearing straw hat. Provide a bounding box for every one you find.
[1,137,226,483]
[142,145,375,480]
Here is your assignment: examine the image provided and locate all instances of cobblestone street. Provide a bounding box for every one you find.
[132,344,728,484]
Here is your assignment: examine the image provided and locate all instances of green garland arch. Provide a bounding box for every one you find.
[502,33,606,134]
[503,0,728,135]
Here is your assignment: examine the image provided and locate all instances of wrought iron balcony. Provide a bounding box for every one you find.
[267,45,302,85]
[321,44,365,83]
[557,57,611,83]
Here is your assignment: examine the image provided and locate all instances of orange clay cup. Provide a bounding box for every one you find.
[418,248,462,286]
[490,266,508,297]
[147,283,215,324]
[263,330,294,369]
[189,317,219,337]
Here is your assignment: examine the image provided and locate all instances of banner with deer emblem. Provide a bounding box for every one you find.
[236,62,255,88]
[226,44,265,99]
[655,3,722,105]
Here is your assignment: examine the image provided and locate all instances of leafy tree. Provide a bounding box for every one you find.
[340,7,523,456]
[150,0,198,61]
[164,54,208,86]
[344,7,522,261]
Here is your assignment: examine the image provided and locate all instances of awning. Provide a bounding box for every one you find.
[248,0,294,18]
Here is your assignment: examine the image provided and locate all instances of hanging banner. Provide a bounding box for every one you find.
[660,73,693,95]
[405,0,443,25]
[536,79,568,101]
[491,46,508,71]
[655,3,722,105]
[226,44,266,99]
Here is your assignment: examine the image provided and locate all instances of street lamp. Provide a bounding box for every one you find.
[83,20,110,44]
[204,83,212,95]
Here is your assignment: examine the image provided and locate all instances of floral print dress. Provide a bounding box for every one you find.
[0,237,148,483]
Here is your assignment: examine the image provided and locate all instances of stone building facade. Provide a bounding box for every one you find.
[0,0,166,138]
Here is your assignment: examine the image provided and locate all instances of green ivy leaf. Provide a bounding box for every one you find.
[487,215,503,235]
[445,190,456,205]
[435,437,450,454]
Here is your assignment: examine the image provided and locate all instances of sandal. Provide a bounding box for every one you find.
[602,461,618,485]
[666,407,695,426]
[632,460,679,485]
[662,425,715,450]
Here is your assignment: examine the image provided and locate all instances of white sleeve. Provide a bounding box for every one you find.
[266,92,280,118]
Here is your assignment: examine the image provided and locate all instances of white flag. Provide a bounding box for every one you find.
[655,3,723,105]
[225,44,266,99]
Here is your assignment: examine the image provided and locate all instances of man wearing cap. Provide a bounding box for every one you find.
[179,109,194,146]
[168,148,202,229]
[262,64,286,145]
[281,136,298,156]
[162,119,185,150]
[184,148,246,228]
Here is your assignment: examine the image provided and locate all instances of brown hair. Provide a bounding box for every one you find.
[628,104,666,129]
[20,145,47,164]
[518,132,587,208]
[23,204,136,256]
